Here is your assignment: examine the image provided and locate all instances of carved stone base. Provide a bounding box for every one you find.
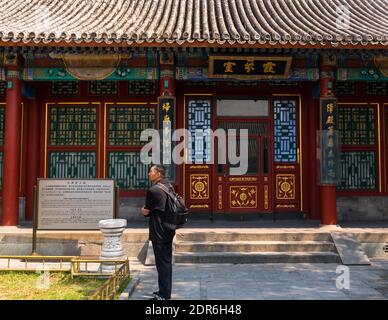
[98,219,127,273]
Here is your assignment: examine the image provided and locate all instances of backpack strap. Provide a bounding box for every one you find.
[155,183,175,199]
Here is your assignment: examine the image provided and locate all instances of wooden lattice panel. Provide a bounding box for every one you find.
[48,151,96,178]
[89,81,118,95]
[108,152,151,190]
[274,99,297,162]
[338,151,376,190]
[128,81,156,95]
[51,81,79,95]
[49,105,97,146]
[108,105,155,146]
[334,81,355,95]
[338,106,375,145]
[367,82,388,95]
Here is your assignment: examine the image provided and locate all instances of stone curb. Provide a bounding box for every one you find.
[119,277,140,300]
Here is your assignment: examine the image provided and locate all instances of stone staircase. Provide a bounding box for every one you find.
[174,231,341,263]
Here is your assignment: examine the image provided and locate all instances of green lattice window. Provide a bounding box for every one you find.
[108,105,155,146]
[0,107,4,145]
[334,82,355,95]
[367,82,388,95]
[338,151,376,190]
[51,81,79,95]
[186,81,217,87]
[49,106,97,146]
[90,81,118,95]
[128,81,156,95]
[338,106,376,145]
[268,81,298,87]
[108,152,151,190]
[48,152,96,178]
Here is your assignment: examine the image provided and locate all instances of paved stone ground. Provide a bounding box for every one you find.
[1,257,388,300]
[129,258,388,300]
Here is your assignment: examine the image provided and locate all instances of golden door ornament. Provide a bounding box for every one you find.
[189,165,209,169]
[190,174,209,199]
[276,174,295,200]
[230,186,257,208]
[218,185,223,209]
[276,165,295,170]
[264,185,269,210]
[276,204,296,208]
[229,177,257,182]
[190,204,209,209]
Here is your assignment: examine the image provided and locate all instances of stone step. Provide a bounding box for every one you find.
[176,232,332,242]
[174,251,341,264]
[175,241,337,253]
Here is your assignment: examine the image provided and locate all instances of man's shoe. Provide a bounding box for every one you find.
[149,294,166,300]
[153,291,159,295]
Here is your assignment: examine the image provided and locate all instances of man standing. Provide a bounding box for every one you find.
[141,164,175,300]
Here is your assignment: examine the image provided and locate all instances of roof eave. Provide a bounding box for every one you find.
[0,39,387,50]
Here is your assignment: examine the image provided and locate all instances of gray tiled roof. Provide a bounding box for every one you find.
[0,0,387,47]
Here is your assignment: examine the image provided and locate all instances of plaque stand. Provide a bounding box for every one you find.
[31,185,40,255]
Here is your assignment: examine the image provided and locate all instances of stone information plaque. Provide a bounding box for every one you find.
[37,179,116,230]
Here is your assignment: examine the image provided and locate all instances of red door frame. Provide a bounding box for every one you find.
[179,83,309,216]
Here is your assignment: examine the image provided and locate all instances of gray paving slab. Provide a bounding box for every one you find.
[128,258,388,300]
[331,232,371,265]
[144,241,156,266]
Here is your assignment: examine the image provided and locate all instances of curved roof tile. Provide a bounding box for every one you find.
[0,0,387,47]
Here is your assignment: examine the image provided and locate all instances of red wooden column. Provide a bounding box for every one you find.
[307,88,320,220]
[24,98,40,221]
[2,57,22,226]
[319,54,337,225]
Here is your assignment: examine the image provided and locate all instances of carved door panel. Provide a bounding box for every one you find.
[214,120,273,213]
[183,95,213,212]
[273,97,301,212]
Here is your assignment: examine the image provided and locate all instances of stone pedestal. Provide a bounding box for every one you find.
[98,219,127,273]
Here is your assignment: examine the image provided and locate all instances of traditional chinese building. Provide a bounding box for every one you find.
[0,0,387,226]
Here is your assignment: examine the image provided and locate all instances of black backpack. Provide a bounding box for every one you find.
[156,183,189,230]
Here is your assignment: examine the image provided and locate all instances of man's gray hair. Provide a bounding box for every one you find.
[151,164,167,178]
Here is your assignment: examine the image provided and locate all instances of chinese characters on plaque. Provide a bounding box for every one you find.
[209,56,292,80]
[318,98,341,185]
[36,179,116,230]
[158,96,176,181]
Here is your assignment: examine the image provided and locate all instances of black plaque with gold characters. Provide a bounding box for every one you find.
[319,97,340,185]
[320,97,338,131]
[209,56,292,80]
[158,96,176,181]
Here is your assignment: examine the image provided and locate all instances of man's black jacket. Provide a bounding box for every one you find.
[144,179,176,243]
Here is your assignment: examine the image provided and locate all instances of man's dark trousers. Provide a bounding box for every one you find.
[152,240,173,299]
